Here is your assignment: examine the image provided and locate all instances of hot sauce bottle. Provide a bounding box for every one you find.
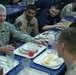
[0,66,3,75]
[74,16,76,22]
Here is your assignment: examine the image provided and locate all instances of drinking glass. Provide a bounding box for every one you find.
[6,51,14,69]
[52,40,57,51]
[48,33,54,45]
[27,43,35,57]
[22,58,30,75]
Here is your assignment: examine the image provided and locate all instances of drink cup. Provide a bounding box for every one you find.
[27,43,35,57]
[6,51,14,69]
[22,58,30,75]
[48,33,54,45]
[52,40,58,51]
[27,42,38,57]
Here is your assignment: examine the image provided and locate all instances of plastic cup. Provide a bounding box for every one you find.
[6,51,14,69]
[27,43,35,57]
[22,58,30,75]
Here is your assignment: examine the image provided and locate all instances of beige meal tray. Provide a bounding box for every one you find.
[35,31,59,42]
[33,50,64,69]
[17,68,50,75]
[14,42,46,58]
[0,56,19,75]
[35,31,49,41]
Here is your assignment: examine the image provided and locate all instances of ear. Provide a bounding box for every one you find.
[61,43,65,51]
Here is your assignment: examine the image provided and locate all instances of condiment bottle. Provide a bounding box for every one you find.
[0,66,3,75]
[74,16,76,22]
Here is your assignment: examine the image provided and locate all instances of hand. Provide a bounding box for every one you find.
[55,25,66,28]
[51,50,58,54]
[34,39,46,45]
[0,44,15,53]
[58,25,66,28]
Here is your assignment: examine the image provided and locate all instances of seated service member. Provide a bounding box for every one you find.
[61,0,76,19]
[0,4,45,54]
[57,27,76,75]
[14,4,39,36]
[38,3,68,33]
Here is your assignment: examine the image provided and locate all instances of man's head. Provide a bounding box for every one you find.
[49,3,61,17]
[57,27,76,57]
[73,0,76,8]
[0,4,6,26]
[25,4,37,20]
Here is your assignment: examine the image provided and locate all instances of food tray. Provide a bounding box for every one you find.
[0,56,19,75]
[33,50,64,69]
[56,22,72,30]
[17,68,50,75]
[14,42,46,58]
[35,31,49,41]
[35,31,60,41]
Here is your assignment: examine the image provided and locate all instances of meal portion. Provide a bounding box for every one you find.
[39,32,49,39]
[19,42,38,54]
[56,22,72,30]
[44,56,53,65]
[41,54,64,67]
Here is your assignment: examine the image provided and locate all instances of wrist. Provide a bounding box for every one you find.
[0,47,3,53]
[54,25,57,28]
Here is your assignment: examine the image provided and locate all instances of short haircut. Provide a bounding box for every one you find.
[51,3,62,10]
[0,4,6,11]
[26,4,37,11]
[59,27,76,54]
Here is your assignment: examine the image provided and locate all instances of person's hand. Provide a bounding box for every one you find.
[34,39,46,45]
[51,50,58,54]
[56,25,65,28]
[55,25,66,28]
[0,44,15,53]
[58,25,66,28]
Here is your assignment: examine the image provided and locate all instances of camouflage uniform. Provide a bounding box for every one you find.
[0,21,35,47]
[14,12,39,36]
[65,60,76,75]
[61,3,76,19]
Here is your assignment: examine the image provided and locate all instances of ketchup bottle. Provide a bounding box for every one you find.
[0,66,3,75]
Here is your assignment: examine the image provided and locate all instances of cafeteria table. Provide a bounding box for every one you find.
[5,42,67,75]
[66,17,74,22]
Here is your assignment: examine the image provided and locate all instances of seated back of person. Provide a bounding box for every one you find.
[0,0,9,4]
[55,0,75,10]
